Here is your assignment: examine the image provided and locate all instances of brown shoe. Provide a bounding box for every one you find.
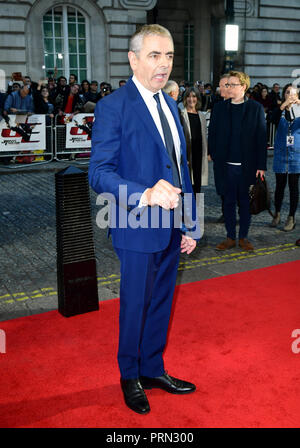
[239,238,254,251]
[296,239,300,247]
[216,238,236,251]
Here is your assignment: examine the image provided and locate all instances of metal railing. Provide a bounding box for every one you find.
[0,111,278,171]
[0,114,54,169]
[54,114,91,165]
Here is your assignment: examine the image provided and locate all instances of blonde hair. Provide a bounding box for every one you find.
[129,24,173,55]
[229,70,251,90]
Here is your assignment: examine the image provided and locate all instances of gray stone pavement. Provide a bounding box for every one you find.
[0,154,299,322]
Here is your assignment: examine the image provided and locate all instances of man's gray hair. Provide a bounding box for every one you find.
[129,24,173,55]
[163,80,178,95]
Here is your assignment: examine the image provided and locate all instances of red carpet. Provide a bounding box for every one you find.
[1,260,300,428]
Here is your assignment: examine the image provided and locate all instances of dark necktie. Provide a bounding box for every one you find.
[153,93,181,188]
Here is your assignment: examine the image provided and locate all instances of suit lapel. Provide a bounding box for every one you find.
[126,78,167,152]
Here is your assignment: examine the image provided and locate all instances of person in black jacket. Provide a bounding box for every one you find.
[34,82,55,122]
[269,83,281,111]
[51,76,69,102]
[55,83,84,117]
[208,70,267,251]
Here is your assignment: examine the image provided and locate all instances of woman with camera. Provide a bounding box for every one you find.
[271,84,300,231]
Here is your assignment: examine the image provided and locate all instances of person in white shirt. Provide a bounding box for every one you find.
[89,24,198,416]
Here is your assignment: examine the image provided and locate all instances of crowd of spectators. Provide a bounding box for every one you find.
[174,79,283,116]
[0,73,126,120]
[0,72,296,166]
[0,73,287,120]
[0,73,288,127]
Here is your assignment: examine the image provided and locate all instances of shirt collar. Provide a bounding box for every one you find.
[132,75,162,101]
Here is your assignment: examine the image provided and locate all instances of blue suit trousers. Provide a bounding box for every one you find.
[115,228,181,380]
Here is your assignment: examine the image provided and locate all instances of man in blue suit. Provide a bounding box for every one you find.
[89,24,198,414]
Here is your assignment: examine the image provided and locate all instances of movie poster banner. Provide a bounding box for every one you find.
[0,114,46,152]
[65,113,94,149]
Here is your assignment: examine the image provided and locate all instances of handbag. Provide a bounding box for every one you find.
[249,176,274,217]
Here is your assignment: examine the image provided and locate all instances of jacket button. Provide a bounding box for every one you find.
[166,164,171,169]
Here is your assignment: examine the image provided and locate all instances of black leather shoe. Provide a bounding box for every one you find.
[120,378,150,414]
[140,372,196,394]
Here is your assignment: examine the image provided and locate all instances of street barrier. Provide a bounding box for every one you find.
[54,113,94,164]
[0,110,276,170]
[0,114,54,168]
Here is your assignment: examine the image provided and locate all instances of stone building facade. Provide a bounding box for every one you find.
[233,0,300,88]
[0,0,299,89]
[0,0,158,88]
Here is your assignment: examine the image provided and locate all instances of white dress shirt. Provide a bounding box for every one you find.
[132,75,182,176]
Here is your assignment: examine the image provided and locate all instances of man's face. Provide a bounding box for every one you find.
[219,78,231,99]
[227,76,246,101]
[20,86,29,98]
[273,84,280,93]
[128,34,174,93]
[90,83,98,93]
[170,85,179,101]
[69,75,76,84]
[59,78,67,86]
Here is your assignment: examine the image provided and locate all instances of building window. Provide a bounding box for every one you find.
[43,6,88,82]
[184,24,194,83]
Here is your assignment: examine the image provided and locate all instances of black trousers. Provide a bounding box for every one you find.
[223,164,251,240]
[192,144,202,193]
[274,173,299,217]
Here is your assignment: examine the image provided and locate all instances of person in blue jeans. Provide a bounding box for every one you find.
[270,84,300,231]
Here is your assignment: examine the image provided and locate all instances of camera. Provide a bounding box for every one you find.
[102,86,111,96]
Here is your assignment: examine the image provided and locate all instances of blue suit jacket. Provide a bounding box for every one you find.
[89,77,198,253]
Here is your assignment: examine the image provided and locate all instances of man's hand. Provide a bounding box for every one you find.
[144,179,181,210]
[181,235,197,254]
[10,108,18,113]
[256,170,265,180]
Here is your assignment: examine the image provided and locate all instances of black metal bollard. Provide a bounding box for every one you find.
[55,166,99,317]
